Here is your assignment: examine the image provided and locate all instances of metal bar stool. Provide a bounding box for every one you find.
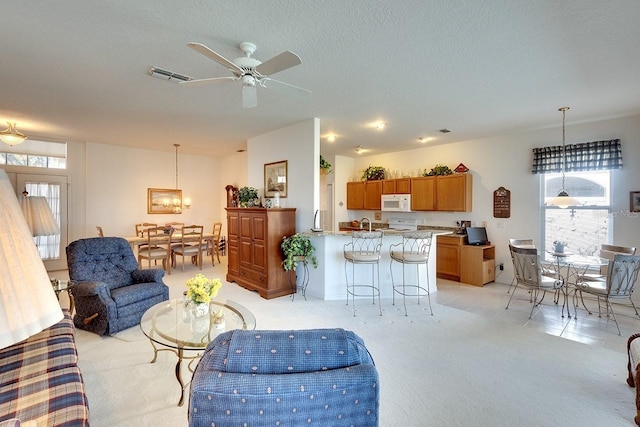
[344,231,383,316]
[389,231,433,316]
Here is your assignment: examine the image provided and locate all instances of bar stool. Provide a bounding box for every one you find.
[389,231,433,316]
[343,231,383,316]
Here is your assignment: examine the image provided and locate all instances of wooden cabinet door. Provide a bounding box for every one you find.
[436,174,472,212]
[382,179,396,194]
[436,235,464,281]
[250,213,267,274]
[395,178,411,194]
[226,210,239,277]
[238,212,254,270]
[346,181,365,209]
[410,177,435,210]
[364,181,382,210]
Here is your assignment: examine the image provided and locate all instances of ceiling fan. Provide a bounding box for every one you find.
[180,41,312,108]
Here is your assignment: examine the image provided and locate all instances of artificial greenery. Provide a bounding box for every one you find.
[423,164,453,176]
[320,155,332,173]
[361,165,385,181]
[281,233,318,271]
[237,186,258,205]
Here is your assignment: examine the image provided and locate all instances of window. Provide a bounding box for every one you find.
[0,139,66,169]
[541,170,611,255]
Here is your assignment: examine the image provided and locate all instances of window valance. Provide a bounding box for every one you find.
[531,139,622,174]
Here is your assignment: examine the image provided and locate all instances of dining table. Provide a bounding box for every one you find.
[123,232,216,250]
[544,252,609,317]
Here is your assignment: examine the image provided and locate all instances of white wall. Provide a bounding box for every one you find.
[342,114,640,284]
[247,118,320,231]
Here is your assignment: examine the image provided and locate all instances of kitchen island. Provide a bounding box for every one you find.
[297,229,452,301]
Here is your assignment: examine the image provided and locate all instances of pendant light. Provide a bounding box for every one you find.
[0,122,27,146]
[546,107,580,209]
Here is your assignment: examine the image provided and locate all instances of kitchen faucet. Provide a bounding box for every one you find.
[360,217,372,232]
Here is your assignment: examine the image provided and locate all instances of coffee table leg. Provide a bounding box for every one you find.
[149,340,159,363]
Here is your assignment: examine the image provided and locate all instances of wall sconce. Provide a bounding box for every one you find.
[0,122,27,146]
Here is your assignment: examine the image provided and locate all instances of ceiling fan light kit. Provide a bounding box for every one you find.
[177,41,311,108]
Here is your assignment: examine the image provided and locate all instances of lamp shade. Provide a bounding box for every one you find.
[546,191,581,209]
[0,169,63,349]
[20,195,60,236]
[0,122,27,146]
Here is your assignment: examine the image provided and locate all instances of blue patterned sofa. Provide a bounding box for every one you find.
[188,328,379,427]
[66,237,169,335]
[0,311,89,426]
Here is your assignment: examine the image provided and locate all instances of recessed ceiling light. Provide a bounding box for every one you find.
[417,137,434,143]
[327,134,336,142]
[375,122,386,130]
[439,129,451,133]
[355,145,366,154]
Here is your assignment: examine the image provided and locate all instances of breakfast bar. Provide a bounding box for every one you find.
[298,227,452,301]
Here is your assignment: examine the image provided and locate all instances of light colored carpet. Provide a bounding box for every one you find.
[71,263,636,426]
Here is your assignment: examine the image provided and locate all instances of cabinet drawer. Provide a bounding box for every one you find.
[239,268,267,287]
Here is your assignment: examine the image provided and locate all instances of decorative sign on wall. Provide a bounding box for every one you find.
[493,186,511,218]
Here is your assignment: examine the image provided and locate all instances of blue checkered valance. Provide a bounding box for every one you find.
[531,139,622,174]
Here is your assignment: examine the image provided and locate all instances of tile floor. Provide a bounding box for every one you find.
[434,276,640,354]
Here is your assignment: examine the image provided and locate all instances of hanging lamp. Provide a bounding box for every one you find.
[546,107,581,209]
[0,122,27,146]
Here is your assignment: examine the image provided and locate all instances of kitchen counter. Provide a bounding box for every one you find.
[294,228,452,301]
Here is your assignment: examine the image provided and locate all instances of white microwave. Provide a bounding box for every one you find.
[381,194,411,212]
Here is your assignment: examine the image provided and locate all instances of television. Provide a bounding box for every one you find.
[466,227,489,246]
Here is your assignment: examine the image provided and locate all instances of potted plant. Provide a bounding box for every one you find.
[320,155,332,174]
[361,165,385,181]
[423,164,453,176]
[237,186,258,207]
[281,233,318,271]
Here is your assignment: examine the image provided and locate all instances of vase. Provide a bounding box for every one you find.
[554,243,565,253]
[191,301,210,318]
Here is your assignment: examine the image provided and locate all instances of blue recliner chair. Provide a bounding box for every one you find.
[188,328,379,427]
[66,237,169,335]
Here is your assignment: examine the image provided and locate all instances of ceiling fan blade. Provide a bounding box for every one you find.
[242,85,258,108]
[180,76,238,86]
[255,51,302,76]
[187,42,244,75]
[261,77,312,99]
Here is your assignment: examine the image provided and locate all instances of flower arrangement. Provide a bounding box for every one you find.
[237,186,258,206]
[185,274,223,304]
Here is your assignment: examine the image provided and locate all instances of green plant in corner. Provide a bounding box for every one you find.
[320,155,332,174]
[361,165,385,181]
[281,233,318,271]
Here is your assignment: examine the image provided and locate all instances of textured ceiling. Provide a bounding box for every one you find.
[1,0,639,158]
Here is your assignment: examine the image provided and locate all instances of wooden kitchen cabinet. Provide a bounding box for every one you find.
[410,176,436,211]
[436,234,465,281]
[460,244,495,286]
[382,178,411,194]
[436,174,472,212]
[226,207,296,299]
[346,182,365,209]
[363,180,382,210]
[346,180,382,210]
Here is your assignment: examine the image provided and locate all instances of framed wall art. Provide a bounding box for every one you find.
[631,191,640,212]
[147,188,182,214]
[264,160,288,198]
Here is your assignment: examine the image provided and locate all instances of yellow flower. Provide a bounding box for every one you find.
[185,274,223,304]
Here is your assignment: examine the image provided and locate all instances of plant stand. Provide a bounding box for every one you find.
[289,255,310,301]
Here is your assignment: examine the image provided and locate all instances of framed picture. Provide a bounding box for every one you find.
[147,188,182,214]
[631,191,640,212]
[264,160,288,198]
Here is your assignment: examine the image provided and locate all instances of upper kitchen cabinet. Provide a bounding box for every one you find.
[436,174,472,212]
[410,176,435,211]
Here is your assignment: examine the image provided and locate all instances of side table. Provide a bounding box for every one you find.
[51,279,75,313]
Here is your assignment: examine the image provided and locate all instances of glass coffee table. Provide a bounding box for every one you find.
[140,298,256,406]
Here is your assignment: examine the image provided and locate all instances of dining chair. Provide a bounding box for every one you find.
[343,231,383,316]
[172,225,204,271]
[137,226,175,274]
[506,246,565,319]
[135,222,157,238]
[389,231,433,316]
[507,239,535,294]
[207,222,223,266]
[574,254,640,335]
[579,244,637,282]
